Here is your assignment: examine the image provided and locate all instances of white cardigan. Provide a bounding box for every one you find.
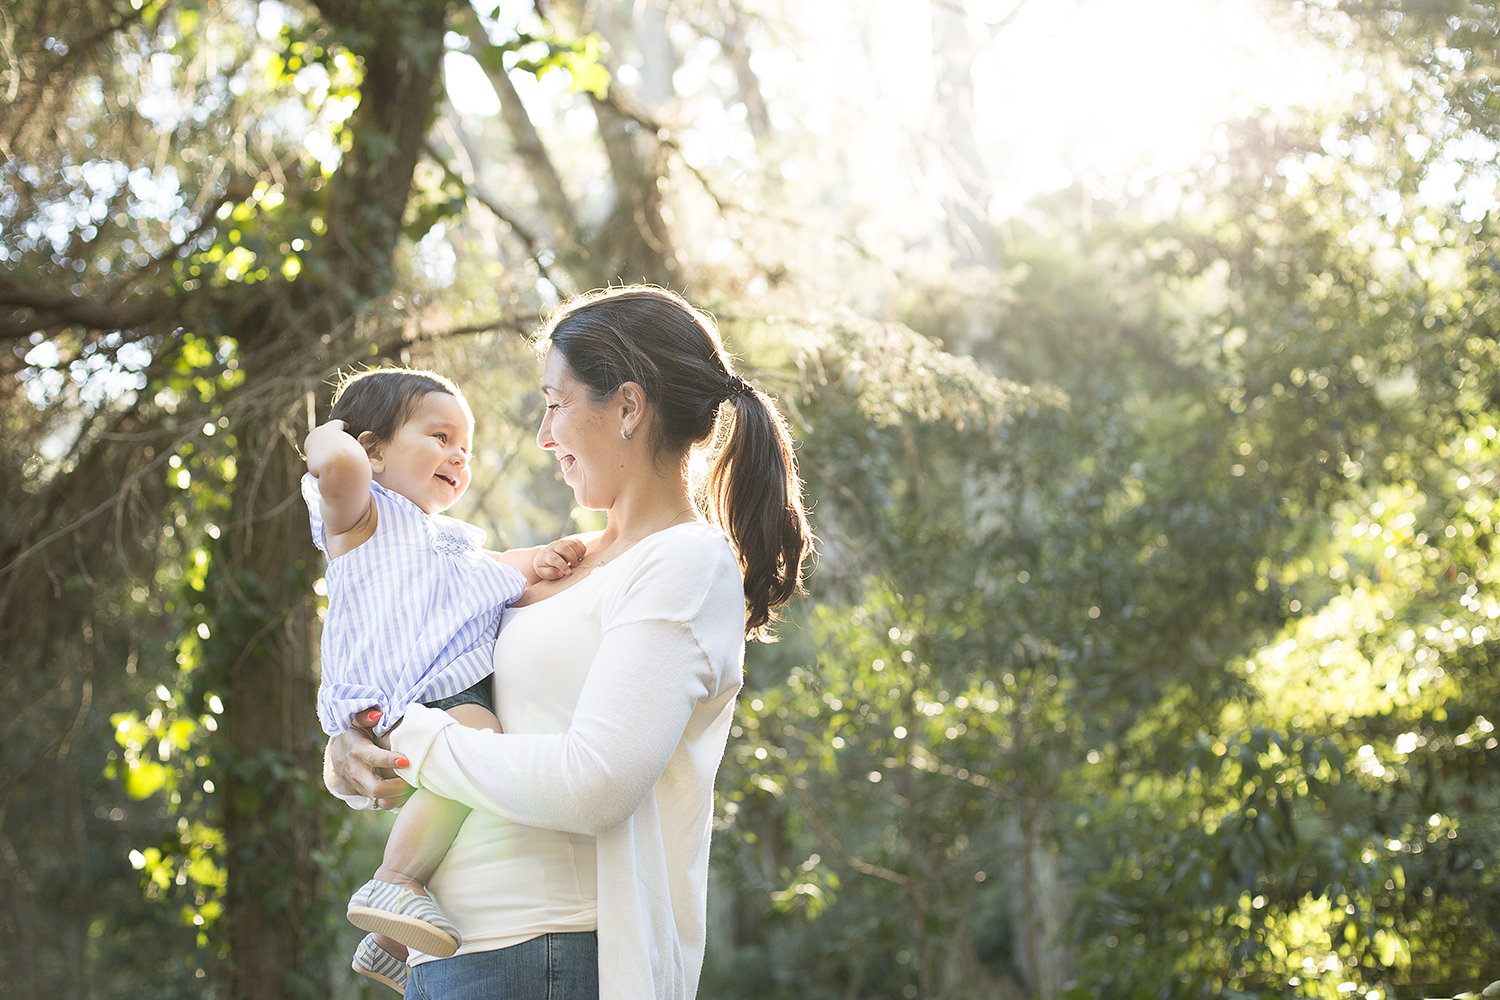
[391,522,745,1000]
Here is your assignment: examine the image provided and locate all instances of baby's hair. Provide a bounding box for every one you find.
[328,368,470,443]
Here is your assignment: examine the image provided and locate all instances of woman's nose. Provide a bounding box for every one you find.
[537,414,554,450]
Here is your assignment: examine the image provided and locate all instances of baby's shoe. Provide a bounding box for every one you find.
[352,934,408,995]
[347,879,461,957]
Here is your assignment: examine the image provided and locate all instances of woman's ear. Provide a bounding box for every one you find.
[358,430,386,471]
[618,381,646,440]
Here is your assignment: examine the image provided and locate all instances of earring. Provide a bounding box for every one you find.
[621,427,632,440]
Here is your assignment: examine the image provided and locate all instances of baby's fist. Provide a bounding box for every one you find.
[534,538,587,580]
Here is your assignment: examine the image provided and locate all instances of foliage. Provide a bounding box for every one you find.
[5,0,1500,998]
[705,26,1500,994]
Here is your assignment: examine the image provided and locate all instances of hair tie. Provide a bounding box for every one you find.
[723,374,751,400]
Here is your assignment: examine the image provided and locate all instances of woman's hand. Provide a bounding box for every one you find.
[324,722,411,810]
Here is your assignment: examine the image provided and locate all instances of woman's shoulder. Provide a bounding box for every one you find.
[630,521,738,575]
[608,522,742,624]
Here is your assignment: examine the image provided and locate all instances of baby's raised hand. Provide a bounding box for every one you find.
[534,538,586,580]
[304,418,350,455]
[304,418,370,476]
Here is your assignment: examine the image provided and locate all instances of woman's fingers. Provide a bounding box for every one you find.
[350,734,407,773]
[352,706,382,729]
[370,777,414,811]
[326,728,409,804]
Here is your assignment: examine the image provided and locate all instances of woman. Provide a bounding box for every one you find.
[325,285,813,999]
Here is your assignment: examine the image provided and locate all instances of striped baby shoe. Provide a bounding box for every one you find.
[347,879,461,958]
[352,934,408,995]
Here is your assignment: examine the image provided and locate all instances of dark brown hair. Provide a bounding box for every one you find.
[536,286,812,640]
[328,368,469,443]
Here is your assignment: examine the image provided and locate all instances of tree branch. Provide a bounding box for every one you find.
[789,776,910,886]
[0,279,174,340]
[461,9,579,240]
[421,136,577,295]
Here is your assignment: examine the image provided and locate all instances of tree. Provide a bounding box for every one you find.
[9,0,1500,997]
[2,1,511,995]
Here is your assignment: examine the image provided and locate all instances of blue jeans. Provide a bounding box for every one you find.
[407,932,598,1000]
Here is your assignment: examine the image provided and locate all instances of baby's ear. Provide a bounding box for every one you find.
[357,430,385,470]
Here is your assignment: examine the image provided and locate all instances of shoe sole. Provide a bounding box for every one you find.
[347,905,460,958]
[352,957,406,996]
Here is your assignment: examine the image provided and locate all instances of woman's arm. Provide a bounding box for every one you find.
[396,621,717,834]
[393,536,743,835]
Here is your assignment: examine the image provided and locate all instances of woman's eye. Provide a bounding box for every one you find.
[546,403,560,412]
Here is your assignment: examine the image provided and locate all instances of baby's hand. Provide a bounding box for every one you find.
[304,418,349,455]
[304,418,370,476]
[534,538,586,580]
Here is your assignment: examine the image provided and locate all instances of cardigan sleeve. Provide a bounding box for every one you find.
[391,527,744,836]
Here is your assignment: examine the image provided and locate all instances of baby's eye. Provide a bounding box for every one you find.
[434,432,448,443]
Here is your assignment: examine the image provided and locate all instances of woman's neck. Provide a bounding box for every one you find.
[595,471,699,553]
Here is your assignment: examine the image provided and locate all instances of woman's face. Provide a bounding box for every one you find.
[537,350,626,510]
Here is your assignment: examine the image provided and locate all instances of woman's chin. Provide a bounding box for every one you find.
[569,489,608,513]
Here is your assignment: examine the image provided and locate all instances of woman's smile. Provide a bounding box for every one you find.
[538,351,621,509]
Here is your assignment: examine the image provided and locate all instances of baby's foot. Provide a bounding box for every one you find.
[352,933,408,995]
[347,878,460,957]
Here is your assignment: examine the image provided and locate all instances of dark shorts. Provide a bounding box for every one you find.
[422,676,494,715]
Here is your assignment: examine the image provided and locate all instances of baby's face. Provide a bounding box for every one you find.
[370,392,473,514]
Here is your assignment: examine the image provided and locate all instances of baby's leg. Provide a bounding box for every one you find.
[359,704,499,958]
[373,703,498,891]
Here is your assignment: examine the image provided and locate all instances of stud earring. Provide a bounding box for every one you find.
[621,427,632,440]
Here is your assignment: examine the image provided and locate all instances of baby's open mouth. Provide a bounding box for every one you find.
[436,473,458,488]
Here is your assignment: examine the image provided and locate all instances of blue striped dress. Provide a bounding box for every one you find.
[303,473,527,737]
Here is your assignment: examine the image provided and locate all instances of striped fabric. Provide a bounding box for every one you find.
[352,933,409,994]
[348,878,461,956]
[304,473,526,737]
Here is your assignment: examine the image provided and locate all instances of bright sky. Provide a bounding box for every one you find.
[873,0,1342,209]
[864,0,1344,238]
[445,0,1343,216]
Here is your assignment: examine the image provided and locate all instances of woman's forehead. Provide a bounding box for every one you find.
[540,350,577,391]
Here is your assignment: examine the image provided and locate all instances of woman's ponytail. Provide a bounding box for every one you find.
[537,286,813,639]
[708,382,810,639]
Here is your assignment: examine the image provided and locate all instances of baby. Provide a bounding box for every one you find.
[302,367,581,993]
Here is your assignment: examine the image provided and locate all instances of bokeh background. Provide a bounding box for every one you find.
[2,0,1498,997]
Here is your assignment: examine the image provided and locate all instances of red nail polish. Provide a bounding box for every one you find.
[395,757,409,768]
[369,709,382,721]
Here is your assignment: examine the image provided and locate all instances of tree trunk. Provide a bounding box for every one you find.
[209,3,452,995]
[218,410,327,1000]
[929,3,996,268]
[1005,796,1074,998]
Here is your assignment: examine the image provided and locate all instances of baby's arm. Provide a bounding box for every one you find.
[305,419,374,539]
[487,538,587,586]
